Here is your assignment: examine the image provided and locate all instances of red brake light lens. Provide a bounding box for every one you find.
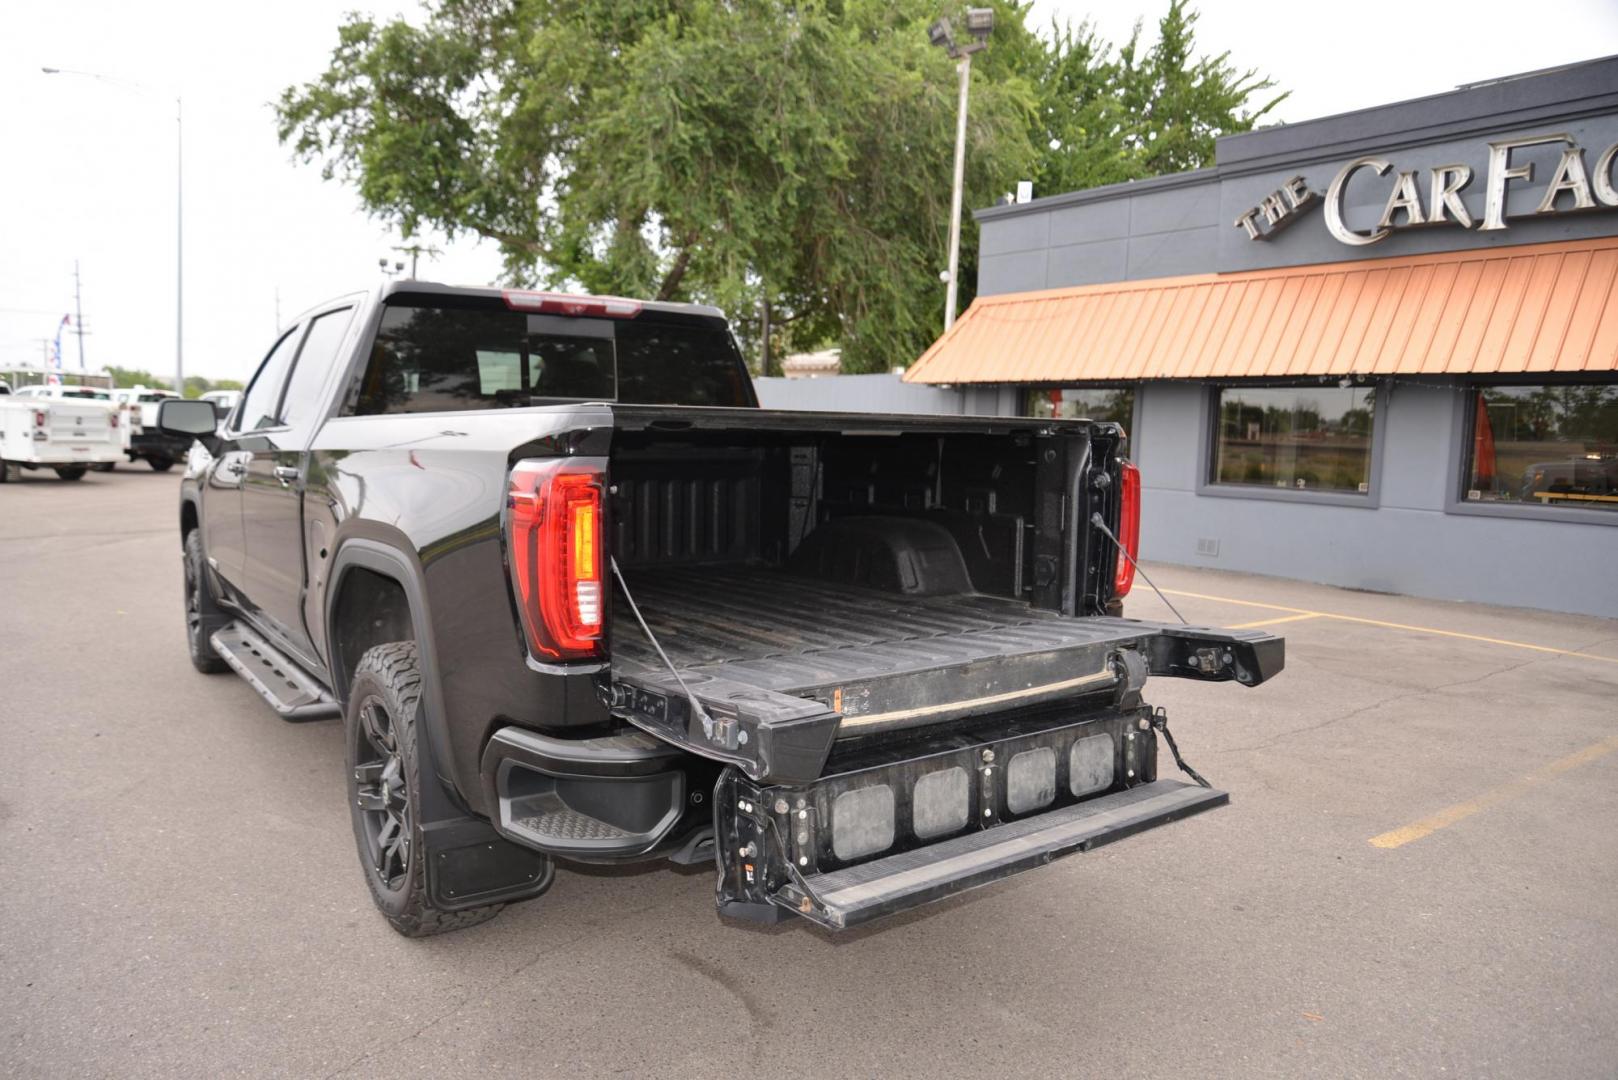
[33,410,46,428]
[1114,462,1141,599]
[507,458,607,660]
[501,290,642,319]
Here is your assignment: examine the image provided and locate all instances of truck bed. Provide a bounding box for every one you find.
[613,567,1143,736]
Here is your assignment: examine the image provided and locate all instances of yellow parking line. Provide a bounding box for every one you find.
[1226,613,1322,630]
[1369,735,1618,848]
[1160,588,1618,665]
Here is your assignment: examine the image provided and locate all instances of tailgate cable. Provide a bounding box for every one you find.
[609,556,719,740]
[1089,512,1187,624]
[1152,707,1212,789]
[1090,513,1214,789]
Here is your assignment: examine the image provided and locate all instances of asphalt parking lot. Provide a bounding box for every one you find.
[3,468,1616,1079]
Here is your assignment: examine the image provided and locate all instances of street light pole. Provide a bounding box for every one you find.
[175,95,183,395]
[944,55,971,331]
[43,67,184,395]
[929,9,994,332]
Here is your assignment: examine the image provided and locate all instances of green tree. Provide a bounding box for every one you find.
[279,1,1280,374]
[1034,1,1285,193]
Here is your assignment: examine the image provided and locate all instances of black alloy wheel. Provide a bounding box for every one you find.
[353,696,412,890]
[183,530,229,673]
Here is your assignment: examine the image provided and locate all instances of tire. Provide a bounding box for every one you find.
[149,457,175,472]
[183,530,230,674]
[92,462,115,472]
[346,642,503,937]
[0,461,10,483]
[54,466,86,481]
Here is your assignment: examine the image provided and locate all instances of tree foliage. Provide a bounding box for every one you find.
[279,0,1282,373]
[104,365,243,398]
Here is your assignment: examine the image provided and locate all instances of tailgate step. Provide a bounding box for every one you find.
[210,622,339,721]
[775,779,1226,929]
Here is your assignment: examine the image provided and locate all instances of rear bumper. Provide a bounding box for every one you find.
[715,703,1220,929]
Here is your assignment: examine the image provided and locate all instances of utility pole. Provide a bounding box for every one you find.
[393,243,439,280]
[73,260,86,370]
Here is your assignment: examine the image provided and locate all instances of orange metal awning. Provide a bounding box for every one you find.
[904,236,1618,385]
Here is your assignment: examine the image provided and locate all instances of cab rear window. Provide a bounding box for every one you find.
[351,300,755,415]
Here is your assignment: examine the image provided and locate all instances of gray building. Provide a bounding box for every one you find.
[902,56,1618,619]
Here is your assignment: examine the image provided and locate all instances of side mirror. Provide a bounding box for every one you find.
[157,398,220,437]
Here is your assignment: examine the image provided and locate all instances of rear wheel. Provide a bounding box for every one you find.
[346,642,503,937]
[54,466,86,481]
[183,530,230,674]
[0,461,10,483]
[148,456,175,472]
[92,462,115,472]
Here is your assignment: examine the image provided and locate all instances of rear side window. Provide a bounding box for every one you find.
[279,307,354,430]
[351,301,753,415]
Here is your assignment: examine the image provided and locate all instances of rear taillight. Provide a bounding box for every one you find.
[501,290,642,318]
[33,410,46,429]
[109,412,119,429]
[1114,461,1141,599]
[507,458,607,660]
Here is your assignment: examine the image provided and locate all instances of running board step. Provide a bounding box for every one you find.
[774,779,1227,930]
[210,622,340,721]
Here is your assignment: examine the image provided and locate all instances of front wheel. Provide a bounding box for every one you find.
[183,530,230,674]
[345,642,503,937]
[54,466,86,481]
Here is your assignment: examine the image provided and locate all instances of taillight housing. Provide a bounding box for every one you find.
[33,409,46,429]
[506,457,607,660]
[1114,461,1141,599]
[109,411,119,429]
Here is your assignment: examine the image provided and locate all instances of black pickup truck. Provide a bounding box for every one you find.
[158,282,1283,937]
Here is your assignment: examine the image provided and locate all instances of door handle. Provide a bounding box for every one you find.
[273,465,302,486]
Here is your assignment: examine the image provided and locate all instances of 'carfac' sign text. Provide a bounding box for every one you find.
[1235,131,1618,246]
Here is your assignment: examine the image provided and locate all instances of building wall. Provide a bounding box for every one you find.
[953,57,1618,619]
[1133,380,1618,619]
[753,373,966,415]
[976,56,1618,295]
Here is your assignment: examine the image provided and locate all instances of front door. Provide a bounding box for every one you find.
[204,328,302,592]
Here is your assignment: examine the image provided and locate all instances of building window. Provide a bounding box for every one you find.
[1212,384,1376,493]
[1026,386,1135,435]
[1465,382,1618,512]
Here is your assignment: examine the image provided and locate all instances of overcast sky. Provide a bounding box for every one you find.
[4,0,1617,384]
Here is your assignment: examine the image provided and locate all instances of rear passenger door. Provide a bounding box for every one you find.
[238,305,356,661]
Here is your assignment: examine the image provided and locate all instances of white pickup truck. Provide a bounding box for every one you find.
[0,384,124,481]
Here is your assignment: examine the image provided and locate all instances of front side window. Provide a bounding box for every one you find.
[1025,386,1135,436]
[237,329,302,432]
[1465,382,1618,512]
[1212,384,1376,493]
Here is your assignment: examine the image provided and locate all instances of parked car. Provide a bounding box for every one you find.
[161,281,1284,937]
[0,384,123,481]
[112,387,189,471]
[199,388,241,417]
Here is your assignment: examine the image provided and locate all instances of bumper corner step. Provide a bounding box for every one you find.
[776,779,1227,930]
[210,622,340,721]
